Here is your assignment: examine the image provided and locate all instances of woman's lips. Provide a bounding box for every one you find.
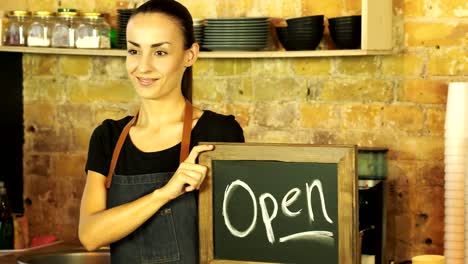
[137,77,157,86]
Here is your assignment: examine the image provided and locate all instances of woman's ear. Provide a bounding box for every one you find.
[185,42,199,67]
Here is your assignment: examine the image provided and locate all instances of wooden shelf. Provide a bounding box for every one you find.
[0,46,392,58]
[0,0,392,58]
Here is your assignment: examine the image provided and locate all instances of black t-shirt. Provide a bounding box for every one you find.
[85,110,245,176]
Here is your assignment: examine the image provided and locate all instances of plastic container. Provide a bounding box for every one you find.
[3,10,31,46]
[75,12,110,49]
[27,11,55,47]
[51,10,78,48]
[0,181,14,249]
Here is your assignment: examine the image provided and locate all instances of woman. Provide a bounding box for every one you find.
[78,0,245,263]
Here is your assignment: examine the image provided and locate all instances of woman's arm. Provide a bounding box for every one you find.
[78,144,214,251]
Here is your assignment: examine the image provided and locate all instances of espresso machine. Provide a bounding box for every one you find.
[358,148,388,264]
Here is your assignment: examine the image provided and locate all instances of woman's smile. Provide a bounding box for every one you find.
[137,77,158,87]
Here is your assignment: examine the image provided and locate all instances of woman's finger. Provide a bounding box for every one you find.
[185,144,214,164]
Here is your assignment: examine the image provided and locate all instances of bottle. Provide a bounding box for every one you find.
[0,181,14,249]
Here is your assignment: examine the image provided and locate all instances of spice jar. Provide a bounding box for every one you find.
[3,11,31,46]
[75,12,110,49]
[27,11,55,47]
[51,9,78,48]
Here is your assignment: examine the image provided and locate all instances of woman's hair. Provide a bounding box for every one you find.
[130,0,195,102]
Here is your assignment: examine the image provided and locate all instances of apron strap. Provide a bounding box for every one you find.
[105,101,193,189]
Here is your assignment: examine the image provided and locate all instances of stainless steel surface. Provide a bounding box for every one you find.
[17,249,109,264]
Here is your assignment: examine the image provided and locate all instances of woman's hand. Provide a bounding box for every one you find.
[160,144,214,200]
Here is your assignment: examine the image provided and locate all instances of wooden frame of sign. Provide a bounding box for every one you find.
[198,143,358,264]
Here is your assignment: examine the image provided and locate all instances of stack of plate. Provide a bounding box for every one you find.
[202,17,270,51]
[193,18,205,47]
[117,9,136,49]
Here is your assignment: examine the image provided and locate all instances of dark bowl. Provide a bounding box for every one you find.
[286,15,324,25]
[276,27,323,51]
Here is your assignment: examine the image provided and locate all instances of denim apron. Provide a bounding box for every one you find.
[104,102,198,264]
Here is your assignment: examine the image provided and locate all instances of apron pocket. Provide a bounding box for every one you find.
[138,207,180,263]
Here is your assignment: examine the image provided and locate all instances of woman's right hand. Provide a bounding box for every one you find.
[159,144,214,200]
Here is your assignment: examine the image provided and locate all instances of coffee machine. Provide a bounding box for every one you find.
[358,148,388,264]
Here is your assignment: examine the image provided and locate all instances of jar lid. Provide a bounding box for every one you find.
[58,11,78,17]
[58,8,77,13]
[82,12,102,18]
[34,11,54,17]
[10,10,31,17]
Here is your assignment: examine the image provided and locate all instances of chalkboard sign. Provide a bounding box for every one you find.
[198,143,358,264]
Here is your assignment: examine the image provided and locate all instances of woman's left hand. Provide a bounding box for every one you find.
[160,144,214,200]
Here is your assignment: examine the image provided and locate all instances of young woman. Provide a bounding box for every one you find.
[78,0,245,263]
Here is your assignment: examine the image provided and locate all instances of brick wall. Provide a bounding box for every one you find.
[20,0,467,262]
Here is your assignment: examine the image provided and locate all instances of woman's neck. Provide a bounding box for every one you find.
[137,97,187,128]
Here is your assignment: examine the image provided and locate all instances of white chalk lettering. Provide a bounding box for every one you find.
[223,180,257,238]
[281,188,302,217]
[222,179,334,244]
[259,193,278,244]
[306,179,333,224]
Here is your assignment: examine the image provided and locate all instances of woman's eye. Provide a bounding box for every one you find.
[127,49,138,55]
[155,50,167,56]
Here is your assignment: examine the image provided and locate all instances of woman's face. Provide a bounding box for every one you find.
[126,12,198,100]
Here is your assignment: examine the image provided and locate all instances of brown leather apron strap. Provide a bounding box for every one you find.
[179,100,193,163]
[105,114,137,189]
[105,101,193,189]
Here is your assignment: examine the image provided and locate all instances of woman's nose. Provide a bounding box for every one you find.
[138,54,153,73]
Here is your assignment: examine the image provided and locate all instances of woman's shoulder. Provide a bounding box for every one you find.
[92,116,134,139]
[195,110,245,142]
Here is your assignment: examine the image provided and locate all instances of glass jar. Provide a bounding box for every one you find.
[51,10,78,48]
[27,11,55,47]
[75,12,110,49]
[3,11,31,46]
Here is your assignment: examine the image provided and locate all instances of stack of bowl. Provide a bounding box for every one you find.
[275,15,324,51]
[193,18,205,47]
[328,15,361,49]
[116,9,136,49]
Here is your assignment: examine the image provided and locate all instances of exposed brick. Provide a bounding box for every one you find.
[302,0,345,17]
[392,136,444,161]
[23,78,64,103]
[265,0,301,17]
[32,128,73,152]
[24,155,51,176]
[227,77,254,102]
[427,47,468,76]
[31,55,58,76]
[398,79,448,104]
[225,103,250,128]
[254,102,299,128]
[291,58,331,76]
[252,58,293,76]
[301,103,341,129]
[193,59,213,76]
[59,56,92,78]
[54,154,87,178]
[336,56,380,76]
[382,105,425,134]
[393,0,425,16]
[424,107,446,136]
[56,104,94,128]
[418,161,444,186]
[381,53,425,76]
[340,105,383,129]
[23,103,56,129]
[193,78,227,101]
[319,79,394,102]
[425,0,468,17]
[94,105,135,124]
[246,127,310,144]
[254,77,307,101]
[73,127,94,152]
[405,22,468,47]
[93,57,127,79]
[68,79,136,103]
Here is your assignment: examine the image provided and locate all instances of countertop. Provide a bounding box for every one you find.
[0,241,99,264]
